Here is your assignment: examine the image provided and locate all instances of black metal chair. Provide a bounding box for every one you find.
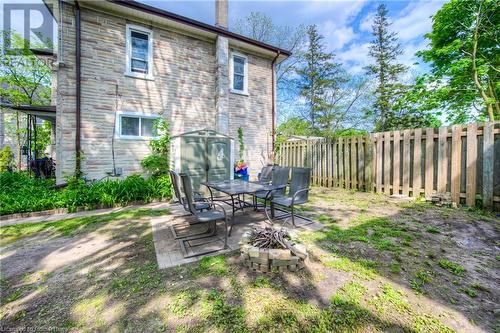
[253,166,289,210]
[267,167,312,227]
[177,173,229,258]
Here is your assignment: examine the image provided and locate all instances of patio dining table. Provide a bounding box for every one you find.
[201,179,285,235]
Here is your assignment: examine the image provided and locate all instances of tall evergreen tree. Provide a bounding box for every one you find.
[365,4,407,131]
[296,25,342,133]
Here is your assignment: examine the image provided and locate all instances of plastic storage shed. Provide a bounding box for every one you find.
[171,129,234,191]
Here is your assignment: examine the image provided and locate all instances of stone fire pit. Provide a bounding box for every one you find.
[239,227,308,273]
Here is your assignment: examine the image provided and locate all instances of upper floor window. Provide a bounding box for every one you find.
[117,112,159,139]
[125,24,153,80]
[230,52,248,95]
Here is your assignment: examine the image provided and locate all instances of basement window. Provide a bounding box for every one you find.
[230,52,248,95]
[125,24,154,80]
[117,112,159,139]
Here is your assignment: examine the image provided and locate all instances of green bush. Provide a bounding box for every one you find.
[0,146,15,172]
[140,155,170,176]
[141,119,170,177]
[0,172,171,215]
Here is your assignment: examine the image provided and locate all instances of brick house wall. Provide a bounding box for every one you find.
[55,2,274,183]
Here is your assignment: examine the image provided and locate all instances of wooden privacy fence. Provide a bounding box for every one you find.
[278,122,500,210]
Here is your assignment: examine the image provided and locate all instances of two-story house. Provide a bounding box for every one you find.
[49,0,290,183]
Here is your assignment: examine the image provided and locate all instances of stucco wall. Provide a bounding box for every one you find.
[56,3,273,182]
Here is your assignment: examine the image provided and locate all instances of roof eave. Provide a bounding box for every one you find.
[105,0,292,58]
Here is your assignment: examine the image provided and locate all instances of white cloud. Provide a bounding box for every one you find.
[337,42,372,74]
[392,1,444,41]
[359,11,374,32]
[300,0,368,24]
[319,21,358,51]
[341,1,443,75]
[337,39,430,75]
[311,1,369,52]
[399,39,431,77]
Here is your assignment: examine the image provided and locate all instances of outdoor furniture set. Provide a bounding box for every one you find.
[169,166,312,258]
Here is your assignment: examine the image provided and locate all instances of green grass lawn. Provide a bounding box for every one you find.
[0,189,498,332]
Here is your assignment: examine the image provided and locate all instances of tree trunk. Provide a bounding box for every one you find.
[488,80,500,118]
[471,4,495,121]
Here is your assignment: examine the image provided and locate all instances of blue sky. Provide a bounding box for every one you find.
[1,0,446,75]
[142,0,446,75]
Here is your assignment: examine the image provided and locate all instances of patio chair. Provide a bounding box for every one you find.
[253,166,290,210]
[169,170,210,212]
[267,167,312,227]
[177,173,229,258]
[169,170,212,239]
[257,165,274,184]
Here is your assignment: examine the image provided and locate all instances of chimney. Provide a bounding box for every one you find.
[215,0,228,29]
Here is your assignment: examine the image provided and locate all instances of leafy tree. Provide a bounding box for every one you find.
[296,25,343,132]
[233,12,306,86]
[274,117,312,154]
[0,31,52,167]
[365,4,407,131]
[276,117,312,138]
[233,12,306,122]
[34,120,52,157]
[416,0,499,122]
[319,75,372,137]
[336,128,369,137]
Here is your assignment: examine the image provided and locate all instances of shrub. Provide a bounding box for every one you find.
[0,146,15,172]
[0,172,59,214]
[149,174,171,199]
[141,119,170,177]
[0,172,171,215]
[140,155,170,176]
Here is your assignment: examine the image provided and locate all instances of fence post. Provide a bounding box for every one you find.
[333,139,338,187]
[321,140,329,187]
[365,134,374,192]
[450,125,462,205]
[339,137,344,188]
[466,124,477,206]
[351,137,358,190]
[383,131,391,194]
[375,133,383,193]
[412,128,422,197]
[424,128,435,199]
[358,136,365,190]
[393,130,401,195]
[402,130,411,196]
[437,126,448,193]
[328,140,333,187]
[482,122,494,209]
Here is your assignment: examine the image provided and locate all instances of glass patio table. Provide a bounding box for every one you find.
[200,179,285,235]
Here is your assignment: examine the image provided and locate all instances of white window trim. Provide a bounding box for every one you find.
[229,51,249,96]
[125,24,154,80]
[115,111,161,140]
